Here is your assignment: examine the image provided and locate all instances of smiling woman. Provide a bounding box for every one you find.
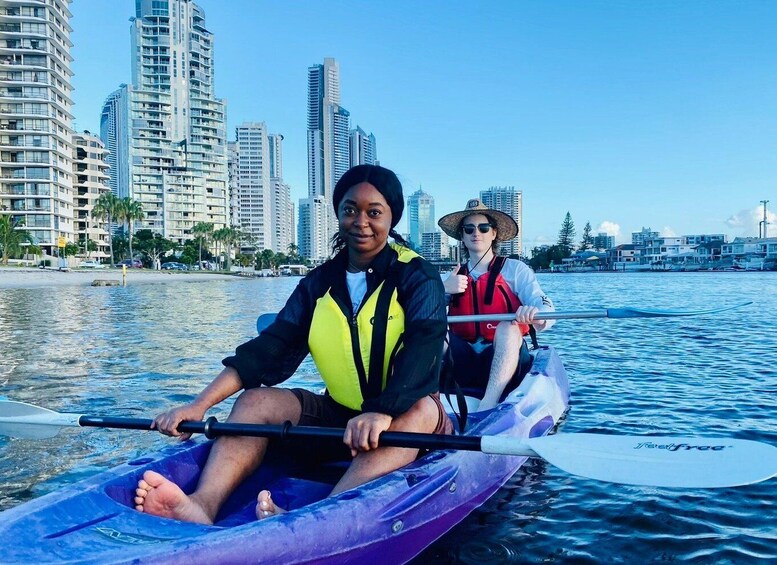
[129,164,451,525]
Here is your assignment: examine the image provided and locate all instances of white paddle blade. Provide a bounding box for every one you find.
[524,433,777,488]
[0,401,82,440]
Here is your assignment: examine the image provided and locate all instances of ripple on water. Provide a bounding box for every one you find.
[2,274,776,562]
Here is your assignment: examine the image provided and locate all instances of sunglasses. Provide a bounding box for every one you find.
[462,223,493,235]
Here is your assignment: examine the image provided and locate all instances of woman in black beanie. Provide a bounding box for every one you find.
[134,164,452,524]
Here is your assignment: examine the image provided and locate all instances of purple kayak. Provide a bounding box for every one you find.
[0,345,569,564]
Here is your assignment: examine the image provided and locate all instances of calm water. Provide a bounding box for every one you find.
[0,272,775,563]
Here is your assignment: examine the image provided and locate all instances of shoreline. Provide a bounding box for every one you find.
[0,266,245,289]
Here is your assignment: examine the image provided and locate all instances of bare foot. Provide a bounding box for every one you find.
[135,470,213,525]
[256,490,286,520]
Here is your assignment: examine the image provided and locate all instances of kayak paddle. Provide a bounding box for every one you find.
[1,400,774,489]
[256,302,753,333]
[447,301,754,323]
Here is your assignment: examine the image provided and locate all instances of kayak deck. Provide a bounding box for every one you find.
[0,345,569,564]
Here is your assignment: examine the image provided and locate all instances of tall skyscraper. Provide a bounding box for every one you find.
[349,126,377,166]
[233,122,271,252]
[480,186,522,256]
[229,126,293,254]
[302,57,349,261]
[227,140,238,225]
[407,188,435,251]
[268,133,293,254]
[129,0,228,243]
[0,0,74,257]
[100,84,131,198]
[72,132,110,260]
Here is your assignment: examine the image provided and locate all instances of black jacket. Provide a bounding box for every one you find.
[222,244,447,416]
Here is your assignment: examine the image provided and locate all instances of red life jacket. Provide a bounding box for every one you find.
[448,256,529,342]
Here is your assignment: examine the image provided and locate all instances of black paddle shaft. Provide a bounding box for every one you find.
[78,416,486,452]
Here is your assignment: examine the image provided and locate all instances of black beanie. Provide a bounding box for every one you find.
[332,165,404,228]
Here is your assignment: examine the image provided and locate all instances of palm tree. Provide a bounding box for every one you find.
[91,193,120,266]
[211,227,228,270]
[0,214,33,266]
[192,221,213,269]
[210,227,241,271]
[287,242,301,263]
[117,197,145,264]
[26,243,42,264]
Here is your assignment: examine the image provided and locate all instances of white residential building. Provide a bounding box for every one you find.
[99,84,131,198]
[128,0,228,244]
[233,122,271,252]
[271,177,293,254]
[480,186,522,256]
[642,236,697,264]
[268,132,293,254]
[72,132,110,260]
[421,230,449,261]
[229,126,293,255]
[0,0,74,256]
[227,140,237,225]
[632,227,659,247]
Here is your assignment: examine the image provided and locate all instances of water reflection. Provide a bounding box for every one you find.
[1,272,776,562]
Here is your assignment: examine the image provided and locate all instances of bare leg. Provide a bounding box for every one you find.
[136,388,302,524]
[478,321,522,411]
[329,395,442,495]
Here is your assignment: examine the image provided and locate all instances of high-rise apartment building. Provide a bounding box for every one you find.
[406,188,435,250]
[592,232,615,251]
[233,122,271,252]
[229,125,293,254]
[632,227,659,247]
[268,133,293,254]
[100,84,131,198]
[480,186,522,256]
[349,126,376,166]
[421,230,449,261]
[301,57,350,261]
[72,131,110,260]
[271,176,293,254]
[227,140,237,225]
[0,0,74,257]
[129,0,228,244]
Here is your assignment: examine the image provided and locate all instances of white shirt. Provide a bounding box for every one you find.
[346,270,368,313]
[444,257,556,331]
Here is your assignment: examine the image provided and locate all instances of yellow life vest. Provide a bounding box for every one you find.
[308,245,419,411]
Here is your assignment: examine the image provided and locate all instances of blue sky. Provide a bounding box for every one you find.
[70,0,777,248]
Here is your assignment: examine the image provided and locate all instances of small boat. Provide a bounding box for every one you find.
[0,346,570,564]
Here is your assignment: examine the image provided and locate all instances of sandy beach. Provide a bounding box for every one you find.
[0,266,245,289]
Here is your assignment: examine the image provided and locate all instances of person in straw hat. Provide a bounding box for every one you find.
[437,198,555,411]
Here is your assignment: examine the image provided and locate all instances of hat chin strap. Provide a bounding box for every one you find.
[468,248,492,272]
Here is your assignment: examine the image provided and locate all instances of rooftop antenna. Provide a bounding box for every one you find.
[760,200,770,238]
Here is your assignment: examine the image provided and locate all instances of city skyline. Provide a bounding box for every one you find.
[69,0,777,248]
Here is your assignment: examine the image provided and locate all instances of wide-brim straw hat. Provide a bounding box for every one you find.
[438,198,518,242]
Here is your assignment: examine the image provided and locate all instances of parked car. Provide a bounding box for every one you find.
[161,262,188,271]
[79,260,105,269]
[118,259,143,268]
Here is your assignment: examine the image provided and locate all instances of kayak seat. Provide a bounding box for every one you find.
[213,454,348,527]
[215,477,334,527]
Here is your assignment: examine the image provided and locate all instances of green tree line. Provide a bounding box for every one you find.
[528,212,608,270]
